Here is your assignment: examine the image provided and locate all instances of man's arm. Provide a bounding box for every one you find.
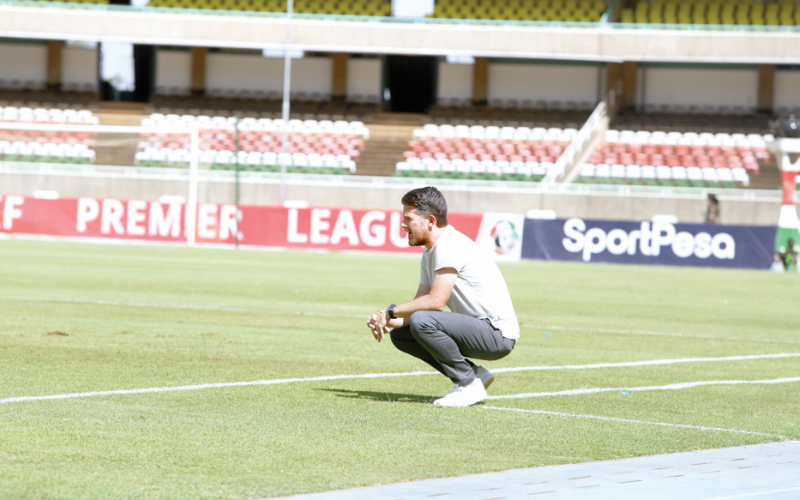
[393,268,457,318]
[368,269,457,342]
[386,282,430,329]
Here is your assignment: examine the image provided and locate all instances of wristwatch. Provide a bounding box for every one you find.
[387,304,397,320]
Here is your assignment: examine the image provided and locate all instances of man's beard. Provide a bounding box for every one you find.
[406,229,427,247]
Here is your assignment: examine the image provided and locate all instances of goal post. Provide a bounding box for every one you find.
[0,120,201,246]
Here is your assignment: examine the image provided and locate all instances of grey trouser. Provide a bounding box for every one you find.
[390,311,515,387]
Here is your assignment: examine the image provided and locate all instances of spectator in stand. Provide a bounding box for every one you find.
[704,194,720,224]
[775,238,798,272]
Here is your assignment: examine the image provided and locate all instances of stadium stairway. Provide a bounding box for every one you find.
[750,155,783,189]
[94,102,147,166]
[355,114,424,176]
[95,102,147,126]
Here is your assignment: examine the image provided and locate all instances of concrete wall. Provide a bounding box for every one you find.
[487,62,600,105]
[155,49,191,95]
[293,57,333,97]
[61,46,98,92]
[774,69,800,111]
[0,171,781,226]
[642,66,759,110]
[0,41,46,89]
[346,58,381,102]
[437,62,473,103]
[205,52,281,95]
[3,6,800,63]
[205,53,332,97]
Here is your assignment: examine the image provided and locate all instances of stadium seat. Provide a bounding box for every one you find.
[136,113,366,173]
[146,0,392,16]
[621,0,798,26]
[398,123,575,181]
[579,129,766,188]
[0,106,99,165]
[431,0,607,22]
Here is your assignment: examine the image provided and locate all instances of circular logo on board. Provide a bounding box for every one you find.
[490,220,519,255]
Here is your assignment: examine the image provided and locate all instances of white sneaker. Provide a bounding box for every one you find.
[433,378,487,407]
[475,365,494,390]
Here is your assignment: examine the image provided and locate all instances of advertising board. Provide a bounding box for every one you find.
[521,217,776,269]
[0,195,521,260]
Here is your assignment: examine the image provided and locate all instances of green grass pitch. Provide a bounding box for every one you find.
[0,240,798,499]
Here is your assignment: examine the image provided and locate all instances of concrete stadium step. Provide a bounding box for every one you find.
[750,157,782,190]
[356,123,417,177]
[94,134,140,167]
[94,103,148,166]
[96,101,148,127]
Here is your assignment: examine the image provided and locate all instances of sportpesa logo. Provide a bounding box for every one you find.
[561,218,736,262]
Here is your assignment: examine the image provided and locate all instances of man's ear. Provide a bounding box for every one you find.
[427,214,437,228]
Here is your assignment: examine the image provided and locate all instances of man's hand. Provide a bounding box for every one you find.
[367,310,393,342]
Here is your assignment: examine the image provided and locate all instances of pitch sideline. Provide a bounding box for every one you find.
[2,352,799,405]
[480,406,786,438]
[486,376,800,400]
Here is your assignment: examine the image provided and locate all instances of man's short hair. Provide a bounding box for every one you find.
[402,186,448,227]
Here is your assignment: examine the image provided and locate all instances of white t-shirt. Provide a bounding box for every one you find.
[419,225,520,340]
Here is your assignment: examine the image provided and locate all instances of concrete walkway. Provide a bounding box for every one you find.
[274,441,799,500]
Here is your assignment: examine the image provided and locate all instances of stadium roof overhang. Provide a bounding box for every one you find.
[2,5,800,64]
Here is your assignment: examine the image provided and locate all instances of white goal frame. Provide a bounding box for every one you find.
[0,121,202,246]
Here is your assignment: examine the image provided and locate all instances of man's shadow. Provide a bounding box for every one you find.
[318,388,436,404]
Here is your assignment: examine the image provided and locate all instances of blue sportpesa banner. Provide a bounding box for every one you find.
[521,218,776,269]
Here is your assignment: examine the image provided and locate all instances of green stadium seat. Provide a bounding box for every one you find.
[622,0,798,26]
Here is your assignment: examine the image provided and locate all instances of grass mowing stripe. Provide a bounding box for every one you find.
[3,296,252,312]
[3,354,798,405]
[486,376,800,400]
[2,242,798,498]
[527,325,800,346]
[700,486,800,500]
[480,406,786,439]
[1,296,370,318]
[6,296,798,345]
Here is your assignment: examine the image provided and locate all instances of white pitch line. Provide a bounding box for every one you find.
[491,353,800,374]
[486,376,800,400]
[700,486,800,500]
[0,371,433,404]
[525,324,800,346]
[481,406,786,439]
[2,353,799,405]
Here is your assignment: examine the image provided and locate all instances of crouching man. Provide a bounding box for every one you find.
[367,186,519,407]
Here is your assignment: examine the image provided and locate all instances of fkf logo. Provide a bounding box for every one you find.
[562,218,736,262]
[490,220,519,256]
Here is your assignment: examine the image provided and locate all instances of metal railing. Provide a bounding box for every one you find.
[0,161,788,203]
[541,99,607,185]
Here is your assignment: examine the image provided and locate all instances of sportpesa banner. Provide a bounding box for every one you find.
[0,195,525,259]
[521,218,776,269]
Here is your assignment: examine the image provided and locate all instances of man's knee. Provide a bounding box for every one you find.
[408,311,436,337]
[389,325,407,345]
[389,329,401,350]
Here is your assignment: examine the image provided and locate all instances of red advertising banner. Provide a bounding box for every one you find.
[0,195,484,253]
